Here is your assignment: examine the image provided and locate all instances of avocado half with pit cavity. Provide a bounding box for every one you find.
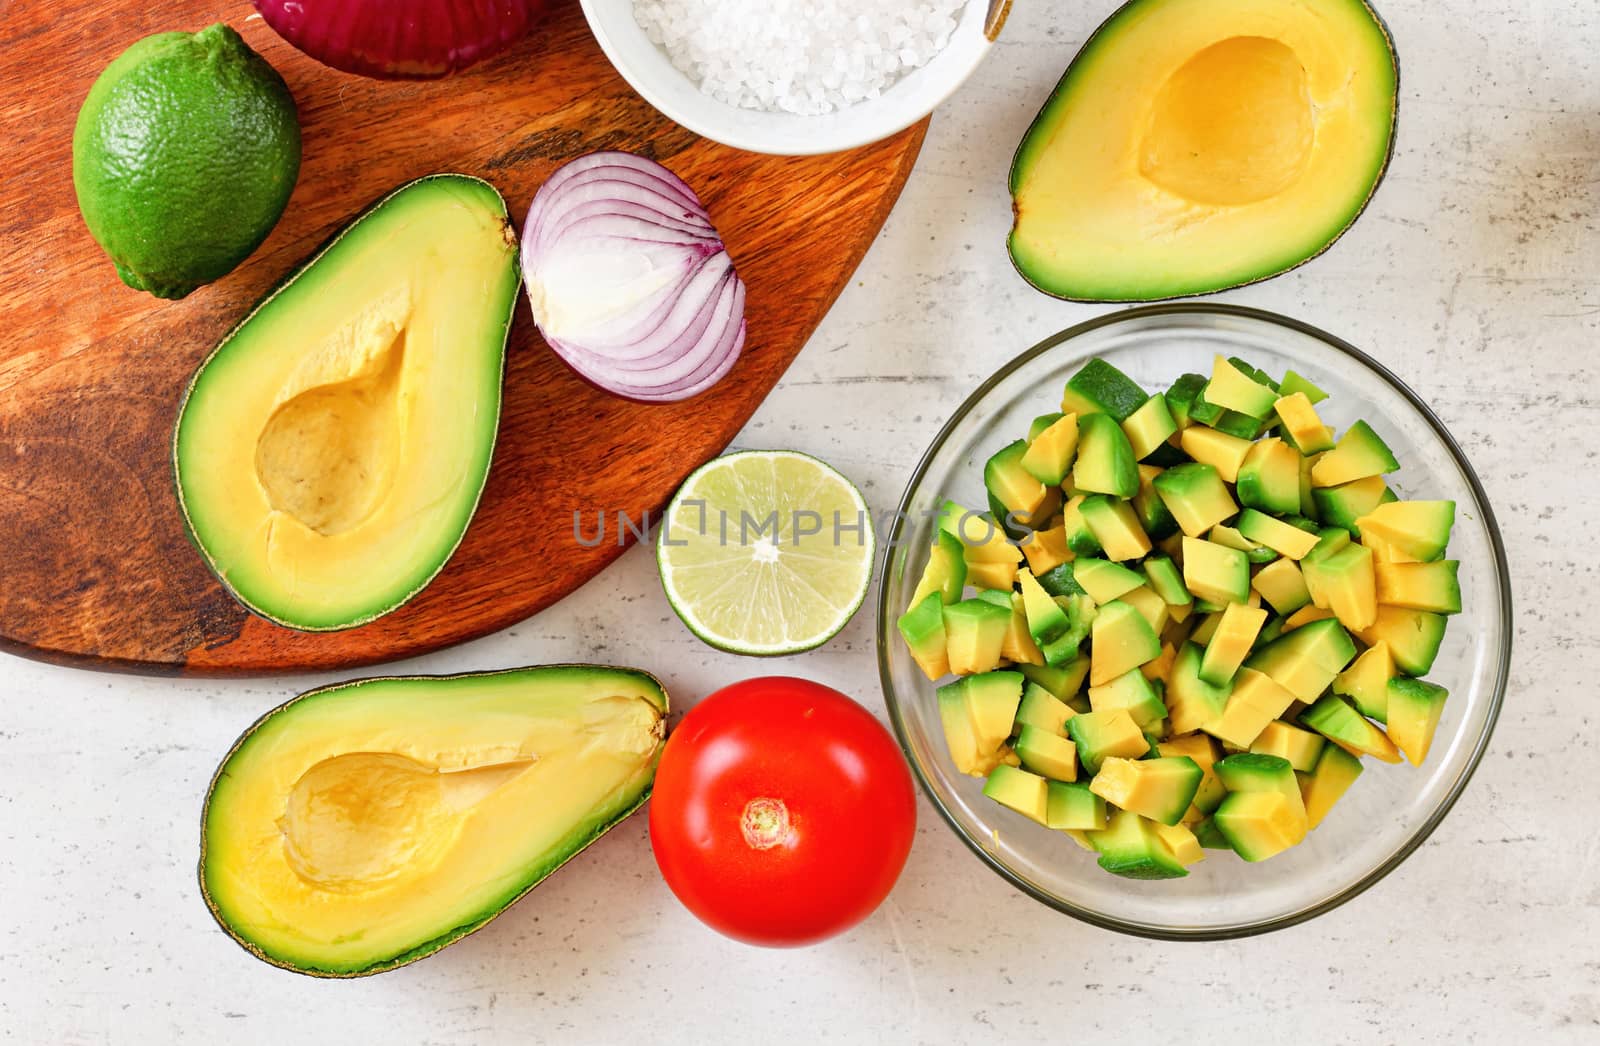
[200,665,669,977]
[173,174,521,631]
[1008,0,1398,302]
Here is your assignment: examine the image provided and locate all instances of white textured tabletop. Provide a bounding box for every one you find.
[3,2,1595,1043]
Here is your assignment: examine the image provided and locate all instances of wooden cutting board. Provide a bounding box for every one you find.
[0,0,926,675]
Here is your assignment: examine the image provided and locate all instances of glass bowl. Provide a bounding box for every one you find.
[876,304,1511,940]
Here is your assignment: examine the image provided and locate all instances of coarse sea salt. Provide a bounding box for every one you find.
[634,0,967,116]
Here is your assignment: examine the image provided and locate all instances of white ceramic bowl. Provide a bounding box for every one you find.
[579,0,1002,155]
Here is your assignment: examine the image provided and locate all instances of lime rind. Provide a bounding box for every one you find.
[657,450,875,656]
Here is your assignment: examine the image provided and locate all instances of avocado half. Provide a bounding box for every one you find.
[172,174,521,631]
[200,665,669,977]
[1008,0,1399,302]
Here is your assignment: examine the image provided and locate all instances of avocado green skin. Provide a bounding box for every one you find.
[198,665,669,979]
[1005,0,1400,303]
[170,174,520,632]
[73,24,301,299]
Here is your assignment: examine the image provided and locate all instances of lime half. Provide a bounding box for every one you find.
[657,450,875,656]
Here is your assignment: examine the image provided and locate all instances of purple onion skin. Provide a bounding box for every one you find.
[253,0,547,79]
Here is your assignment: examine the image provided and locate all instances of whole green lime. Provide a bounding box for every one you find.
[73,24,301,300]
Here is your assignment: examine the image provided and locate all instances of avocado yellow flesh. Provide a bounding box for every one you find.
[173,175,520,630]
[1008,0,1398,302]
[201,666,667,977]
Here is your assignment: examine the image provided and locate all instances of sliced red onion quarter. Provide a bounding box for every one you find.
[522,152,747,403]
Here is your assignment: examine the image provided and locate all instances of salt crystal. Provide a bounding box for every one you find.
[633,0,968,115]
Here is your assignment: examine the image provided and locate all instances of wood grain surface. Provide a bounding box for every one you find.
[0,0,926,675]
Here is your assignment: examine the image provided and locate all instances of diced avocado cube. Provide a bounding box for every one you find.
[1213,790,1303,862]
[1180,425,1254,482]
[1153,462,1238,537]
[1074,413,1140,498]
[1189,381,1266,439]
[1132,464,1180,541]
[1118,584,1170,635]
[1215,752,1307,827]
[938,671,1024,776]
[1333,641,1396,722]
[1165,372,1208,429]
[1273,392,1336,454]
[1087,668,1168,732]
[1060,494,1103,557]
[910,529,967,606]
[1228,356,1279,392]
[1142,554,1192,607]
[1028,412,1065,442]
[1166,641,1233,735]
[1304,542,1377,631]
[1017,568,1067,635]
[1090,756,1204,827]
[1015,681,1075,734]
[1300,743,1363,829]
[1299,526,1350,606]
[1001,592,1045,667]
[897,593,950,681]
[1020,522,1071,576]
[965,559,1016,592]
[985,439,1050,523]
[1249,720,1327,772]
[1066,709,1150,775]
[1045,781,1108,831]
[1089,599,1161,686]
[942,597,1013,675]
[1354,500,1457,562]
[1086,808,1189,880]
[1252,558,1312,615]
[1199,602,1269,686]
[1079,496,1152,562]
[1060,358,1147,421]
[1312,474,1397,537]
[1311,420,1400,486]
[1356,606,1446,676]
[1386,677,1449,766]
[1021,413,1080,486]
[1019,656,1090,702]
[1236,508,1320,560]
[983,764,1050,824]
[1035,561,1084,598]
[1182,536,1251,605]
[1015,725,1079,781]
[1209,523,1279,565]
[1374,560,1461,615]
[1159,732,1226,813]
[1122,394,1178,460]
[1278,370,1328,404]
[1299,695,1402,763]
[1202,667,1297,749]
[1206,355,1279,418]
[1235,437,1302,516]
[1073,557,1145,604]
[1246,617,1357,700]
[955,512,1023,566]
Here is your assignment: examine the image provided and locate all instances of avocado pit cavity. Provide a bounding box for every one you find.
[1139,36,1315,207]
[280,750,536,892]
[254,290,411,536]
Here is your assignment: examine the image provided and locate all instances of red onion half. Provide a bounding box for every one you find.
[253,0,546,79]
[522,153,747,403]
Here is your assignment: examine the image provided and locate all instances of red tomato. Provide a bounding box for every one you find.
[649,677,917,947]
